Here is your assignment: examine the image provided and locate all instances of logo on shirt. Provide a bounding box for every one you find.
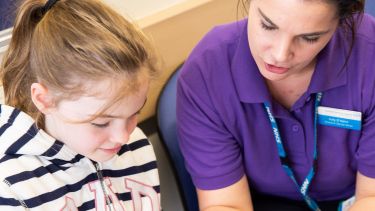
[60,178,160,211]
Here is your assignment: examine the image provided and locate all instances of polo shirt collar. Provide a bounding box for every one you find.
[308,31,348,94]
[231,19,347,104]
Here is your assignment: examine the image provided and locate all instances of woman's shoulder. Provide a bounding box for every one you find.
[180,19,249,80]
[206,19,247,42]
[329,14,375,70]
[348,14,375,67]
[355,13,375,43]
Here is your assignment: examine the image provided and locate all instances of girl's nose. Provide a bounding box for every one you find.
[110,127,130,145]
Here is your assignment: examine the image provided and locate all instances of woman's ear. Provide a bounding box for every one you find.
[30,83,55,114]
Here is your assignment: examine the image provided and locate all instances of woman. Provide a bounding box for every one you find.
[177,0,375,210]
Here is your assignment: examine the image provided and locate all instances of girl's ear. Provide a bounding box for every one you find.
[30,83,55,114]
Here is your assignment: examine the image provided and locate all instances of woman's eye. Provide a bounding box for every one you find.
[302,36,320,44]
[261,21,276,31]
[91,122,110,128]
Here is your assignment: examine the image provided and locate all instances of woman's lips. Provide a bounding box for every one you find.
[265,63,289,74]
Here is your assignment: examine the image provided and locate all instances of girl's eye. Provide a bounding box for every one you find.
[91,122,110,128]
[302,36,320,44]
[261,21,276,31]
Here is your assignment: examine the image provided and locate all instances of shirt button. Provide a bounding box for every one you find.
[292,125,299,132]
[306,96,311,102]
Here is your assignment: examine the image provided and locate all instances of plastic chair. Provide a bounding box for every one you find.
[156,65,199,211]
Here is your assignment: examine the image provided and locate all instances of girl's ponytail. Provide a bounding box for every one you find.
[1,0,45,115]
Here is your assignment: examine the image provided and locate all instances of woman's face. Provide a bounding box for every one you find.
[44,73,149,162]
[247,0,339,82]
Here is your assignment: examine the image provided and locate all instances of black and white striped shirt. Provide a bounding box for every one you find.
[0,105,160,210]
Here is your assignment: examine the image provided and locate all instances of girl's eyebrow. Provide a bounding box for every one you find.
[258,8,331,36]
[90,98,148,119]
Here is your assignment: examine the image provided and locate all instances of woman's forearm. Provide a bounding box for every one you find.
[350,197,375,211]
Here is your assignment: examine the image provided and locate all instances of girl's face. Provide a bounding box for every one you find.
[44,74,149,162]
[247,0,339,81]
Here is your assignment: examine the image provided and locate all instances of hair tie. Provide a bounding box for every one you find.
[41,0,59,15]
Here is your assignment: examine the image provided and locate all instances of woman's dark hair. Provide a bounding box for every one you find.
[335,0,365,69]
[238,0,365,69]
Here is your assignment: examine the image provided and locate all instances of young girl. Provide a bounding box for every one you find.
[177,0,375,210]
[0,0,160,210]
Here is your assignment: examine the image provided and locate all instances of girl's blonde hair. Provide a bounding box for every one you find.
[1,0,158,128]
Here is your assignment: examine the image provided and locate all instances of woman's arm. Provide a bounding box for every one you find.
[350,172,375,210]
[197,175,253,211]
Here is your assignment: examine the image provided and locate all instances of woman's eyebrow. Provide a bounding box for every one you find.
[258,8,278,29]
[258,8,331,36]
[300,30,330,37]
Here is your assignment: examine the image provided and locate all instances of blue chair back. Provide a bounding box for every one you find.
[157,66,199,211]
[365,1,375,16]
[0,1,16,30]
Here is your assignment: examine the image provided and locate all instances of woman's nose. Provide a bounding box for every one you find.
[273,37,293,63]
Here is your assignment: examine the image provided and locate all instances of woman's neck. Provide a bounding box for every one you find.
[266,67,315,109]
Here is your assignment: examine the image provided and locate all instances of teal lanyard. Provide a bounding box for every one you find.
[263,92,323,211]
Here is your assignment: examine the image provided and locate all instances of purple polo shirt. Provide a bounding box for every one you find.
[177,14,375,201]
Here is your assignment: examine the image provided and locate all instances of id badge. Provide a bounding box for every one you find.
[317,106,362,131]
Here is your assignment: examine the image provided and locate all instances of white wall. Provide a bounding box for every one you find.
[103,0,187,20]
[0,28,12,61]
